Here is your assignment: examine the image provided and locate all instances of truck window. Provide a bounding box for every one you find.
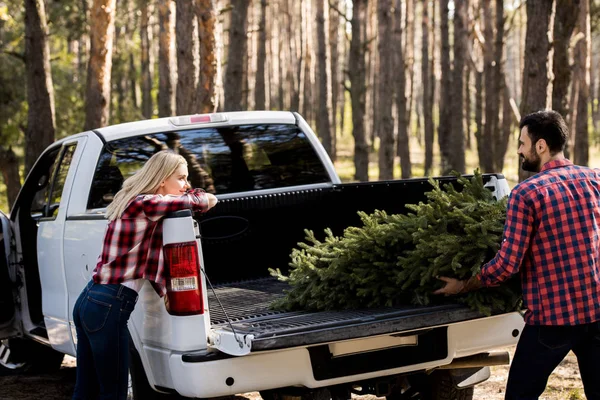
[87,124,330,209]
[43,144,77,219]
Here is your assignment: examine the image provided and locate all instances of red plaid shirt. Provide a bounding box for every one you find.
[93,189,209,296]
[479,159,600,325]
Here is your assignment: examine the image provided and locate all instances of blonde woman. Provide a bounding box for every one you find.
[72,150,218,400]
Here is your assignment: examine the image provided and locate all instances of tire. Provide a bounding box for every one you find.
[0,338,64,376]
[386,372,474,400]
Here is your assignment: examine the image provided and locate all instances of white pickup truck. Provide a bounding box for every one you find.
[0,111,524,400]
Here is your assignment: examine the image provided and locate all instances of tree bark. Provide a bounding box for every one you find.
[224,0,250,111]
[448,0,467,174]
[377,0,394,180]
[492,0,508,171]
[395,0,411,178]
[0,146,21,211]
[254,0,267,110]
[329,0,341,155]
[140,1,153,119]
[196,0,218,113]
[404,0,415,147]
[349,0,369,181]
[158,0,175,117]
[573,0,590,166]
[481,0,496,172]
[552,0,579,120]
[84,0,116,131]
[438,0,452,174]
[422,0,434,176]
[519,0,554,181]
[25,0,55,175]
[176,0,196,115]
[316,0,334,158]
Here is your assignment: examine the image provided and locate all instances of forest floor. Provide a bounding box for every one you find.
[0,346,584,400]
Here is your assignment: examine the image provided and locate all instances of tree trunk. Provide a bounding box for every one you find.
[551,0,579,121]
[158,0,175,117]
[448,0,467,174]
[475,69,484,165]
[196,0,218,113]
[140,1,153,119]
[404,0,415,148]
[422,0,434,176]
[254,0,267,110]
[329,0,341,156]
[492,0,507,171]
[481,0,495,172]
[349,0,369,181]
[84,0,116,131]
[519,0,554,181]
[438,0,452,174]
[176,0,196,115]
[25,0,55,175]
[0,146,21,211]
[497,80,513,172]
[573,0,590,166]
[224,0,250,111]
[395,0,411,178]
[377,0,394,180]
[290,0,301,111]
[316,0,334,158]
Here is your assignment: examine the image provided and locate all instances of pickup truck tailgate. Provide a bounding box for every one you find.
[208,277,485,351]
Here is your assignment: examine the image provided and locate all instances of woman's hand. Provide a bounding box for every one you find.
[206,193,218,209]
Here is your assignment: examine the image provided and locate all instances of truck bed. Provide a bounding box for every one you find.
[207,277,487,351]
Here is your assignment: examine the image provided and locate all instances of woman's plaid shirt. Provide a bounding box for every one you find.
[478,159,600,326]
[93,189,209,296]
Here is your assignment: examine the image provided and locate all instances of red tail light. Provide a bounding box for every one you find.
[164,241,204,316]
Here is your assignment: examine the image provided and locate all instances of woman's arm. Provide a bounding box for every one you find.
[126,189,215,220]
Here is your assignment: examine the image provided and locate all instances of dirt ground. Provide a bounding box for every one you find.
[0,346,584,400]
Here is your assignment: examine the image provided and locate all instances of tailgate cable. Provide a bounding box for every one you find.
[200,267,246,349]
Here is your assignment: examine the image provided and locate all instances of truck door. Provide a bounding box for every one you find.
[0,210,19,339]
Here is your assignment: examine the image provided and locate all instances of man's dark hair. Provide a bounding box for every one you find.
[519,110,569,154]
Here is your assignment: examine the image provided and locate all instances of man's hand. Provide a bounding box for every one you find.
[433,276,466,296]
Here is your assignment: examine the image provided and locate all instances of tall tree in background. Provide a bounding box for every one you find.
[176,0,196,115]
[438,0,452,173]
[224,0,250,111]
[520,0,554,181]
[395,0,411,178]
[573,0,591,165]
[316,0,334,157]
[422,0,434,176]
[481,1,496,172]
[196,0,218,113]
[377,0,394,180]
[25,0,55,174]
[448,0,467,174]
[493,0,512,172]
[349,0,369,181]
[84,0,116,130]
[254,0,267,110]
[158,0,175,117]
[140,0,153,119]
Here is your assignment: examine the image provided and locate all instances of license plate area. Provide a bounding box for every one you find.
[308,327,448,381]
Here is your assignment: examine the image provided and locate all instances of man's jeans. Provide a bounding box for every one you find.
[72,281,138,400]
[506,322,600,400]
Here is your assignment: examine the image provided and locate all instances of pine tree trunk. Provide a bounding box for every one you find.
[519,0,554,181]
[196,0,218,113]
[497,80,513,172]
[329,0,340,155]
[349,0,369,181]
[140,1,153,119]
[448,0,467,174]
[0,145,21,211]
[492,0,507,172]
[404,0,415,148]
[224,0,249,111]
[481,1,495,172]
[290,0,301,111]
[316,0,334,158]
[254,0,267,110]
[552,0,579,121]
[438,0,452,174]
[395,0,411,178]
[25,0,55,175]
[111,14,125,123]
[475,69,484,164]
[573,0,590,166]
[176,0,196,115]
[377,0,394,180]
[423,0,433,176]
[84,0,115,131]
[158,0,175,117]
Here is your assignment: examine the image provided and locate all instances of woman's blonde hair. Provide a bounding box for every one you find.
[106,150,187,220]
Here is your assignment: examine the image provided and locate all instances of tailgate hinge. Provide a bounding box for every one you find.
[208,330,253,356]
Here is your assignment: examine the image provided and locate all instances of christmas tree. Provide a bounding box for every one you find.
[270,171,522,315]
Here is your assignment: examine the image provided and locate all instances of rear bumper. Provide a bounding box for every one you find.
[166,312,524,398]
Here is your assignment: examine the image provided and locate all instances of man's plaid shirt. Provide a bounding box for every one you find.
[479,159,600,325]
[93,189,209,296]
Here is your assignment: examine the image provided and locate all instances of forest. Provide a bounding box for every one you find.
[1,0,599,213]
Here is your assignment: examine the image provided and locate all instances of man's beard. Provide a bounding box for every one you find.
[521,151,541,172]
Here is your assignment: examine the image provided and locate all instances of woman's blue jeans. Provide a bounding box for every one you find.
[72,280,138,400]
[506,322,600,400]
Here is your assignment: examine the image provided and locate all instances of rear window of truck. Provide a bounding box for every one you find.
[87,124,330,209]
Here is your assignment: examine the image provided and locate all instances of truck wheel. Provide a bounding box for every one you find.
[386,372,474,400]
[0,338,64,376]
